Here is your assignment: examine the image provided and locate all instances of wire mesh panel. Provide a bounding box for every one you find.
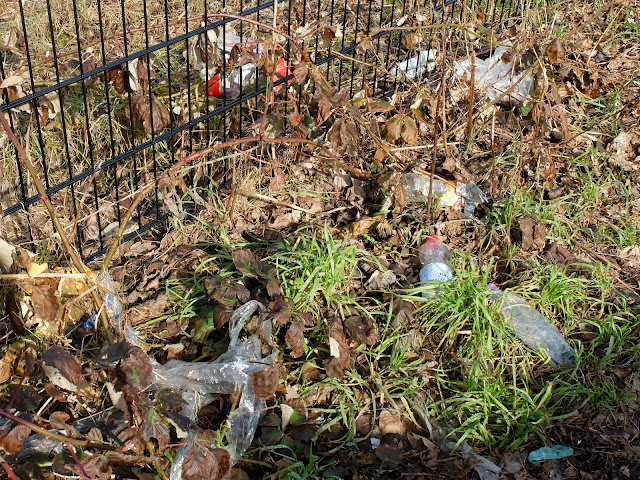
[0,0,523,262]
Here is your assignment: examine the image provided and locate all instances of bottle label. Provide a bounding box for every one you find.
[419,262,452,283]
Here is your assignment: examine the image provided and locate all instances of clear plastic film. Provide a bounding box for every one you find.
[401,173,489,221]
[84,271,123,329]
[150,300,276,478]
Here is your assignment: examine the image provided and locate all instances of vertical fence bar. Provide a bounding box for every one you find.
[96,0,122,227]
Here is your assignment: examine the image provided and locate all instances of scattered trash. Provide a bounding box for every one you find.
[415,404,502,480]
[389,49,438,80]
[528,445,574,465]
[151,300,276,476]
[401,173,489,220]
[206,35,294,97]
[83,271,123,329]
[418,236,452,297]
[487,284,575,365]
[454,43,533,104]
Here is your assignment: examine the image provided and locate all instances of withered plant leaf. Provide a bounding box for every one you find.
[320,27,336,49]
[323,319,350,378]
[49,411,71,431]
[518,216,537,250]
[141,408,170,452]
[357,36,372,54]
[204,277,250,304]
[301,362,324,381]
[385,114,404,141]
[42,346,83,387]
[293,62,309,84]
[250,366,279,400]
[285,319,305,358]
[182,430,231,480]
[213,305,233,329]
[232,249,262,278]
[344,316,379,346]
[32,284,60,323]
[546,38,566,64]
[130,95,170,135]
[0,424,31,454]
[111,343,152,390]
[268,297,293,326]
[392,297,414,327]
[7,384,42,412]
[401,115,418,144]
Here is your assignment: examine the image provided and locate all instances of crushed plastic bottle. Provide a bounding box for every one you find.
[389,49,438,80]
[487,284,575,365]
[528,445,574,465]
[402,173,489,221]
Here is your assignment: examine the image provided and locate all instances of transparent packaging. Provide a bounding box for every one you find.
[487,284,575,365]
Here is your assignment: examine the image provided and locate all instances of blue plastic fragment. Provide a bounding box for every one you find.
[83,294,119,329]
[528,445,574,465]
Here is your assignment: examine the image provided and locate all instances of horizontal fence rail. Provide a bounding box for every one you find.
[0,0,523,262]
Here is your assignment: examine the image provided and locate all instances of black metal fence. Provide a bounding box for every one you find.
[0,0,523,262]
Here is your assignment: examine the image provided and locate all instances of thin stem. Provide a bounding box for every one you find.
[0,113,114,345]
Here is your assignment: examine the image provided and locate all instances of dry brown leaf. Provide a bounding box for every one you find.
[42,346,84,388]
[386,113,404,141]
[293,62,309,84]
[401,115,418,144]
[301,362,324,381]
[31,284,60,323]
[182,430,231,480]
[232,249,262,278]
[379,410,405,435]
[321,27,336,49]
[323,319,350,378]
[357,36,372,54]
[546,38,566,64]
[344,316,379,345]
[375,440,404,467]
[285,319,305,357]
[250,366,279,400]
[0,424,31,454]
[129,95,170,135]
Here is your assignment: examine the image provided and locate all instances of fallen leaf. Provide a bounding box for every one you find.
[619,245,640,269]
[129,95,170,135]
[42,346,84,390]
[323,319,350,378]
[32,284,60,323]
[301,362,324,381]
[293,62,309,84]
[375,440,404,466]
[7,385,42,412]
[232,249,262,278]
[117,344,152,390]
[344,316,379,346]
[546,38,566,64]
[250,366,279,400]
[518,216,537,250]
[320,27,336,49]
[401,115,418,144]
[205,277,251,304]
[141,408,170,452]
[379,410,405,435]
[365,270,397,290]
[544,242,578,268]
[182,431,231,480]
[0,424,31,454]
[285,319,305,357]
[386,113,404,141]
[357,36,372,54]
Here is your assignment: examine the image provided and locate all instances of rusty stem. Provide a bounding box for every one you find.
[0,112,114,345]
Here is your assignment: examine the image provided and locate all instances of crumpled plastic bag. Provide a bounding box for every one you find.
[146,300,275,477]
[389,49,438,80]
[454,42,533,104]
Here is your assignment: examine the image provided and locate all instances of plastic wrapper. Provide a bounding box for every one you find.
[528,445,574,464]
[389,49,438,80]
[487,284,575,365]
[151,300,276,478]
[454,43,533,104]
[401,173,489,221]
[84,271,123,329]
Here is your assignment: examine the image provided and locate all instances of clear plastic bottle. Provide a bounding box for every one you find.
[487,284,575,365]
[418,237,452,296]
